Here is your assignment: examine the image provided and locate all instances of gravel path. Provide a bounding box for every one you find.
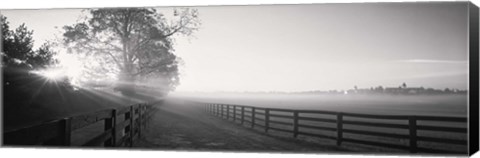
[134,98,349,153]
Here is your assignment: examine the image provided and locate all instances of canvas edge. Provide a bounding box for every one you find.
[0,2,476,156]
[468,1,480,156]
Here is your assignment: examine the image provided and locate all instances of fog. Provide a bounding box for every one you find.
[171,92,467,117]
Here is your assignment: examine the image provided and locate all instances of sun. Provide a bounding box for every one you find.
[55,52,85,85]
[57,52,83,73]
[31,52,85,86]
[32,68,66,81]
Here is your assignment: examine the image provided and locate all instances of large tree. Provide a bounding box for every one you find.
[62,8,200,95]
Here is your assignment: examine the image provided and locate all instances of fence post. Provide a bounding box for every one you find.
[251,107,256,128]
[409,116,418,153]
[336,113,343,146]
[145,105,151,129]
[213,104,216,116]
[129,106,135,147]
[212,104,215,115]
[221,105,224,118]
[226,105,230,120]
[104,109,116,147]
[241,106,245,125]
[233,105,236,122]
[265,109,270,133]
[139,104,147,130]
[140,106,144,130]
[293,111,299,138]
[123,109,130,147]
[143,106,147,131]
[61,118,72,146]
[140,106,144,138]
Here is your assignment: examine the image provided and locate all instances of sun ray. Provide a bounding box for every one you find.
[27,78,50,106]
[51,80,67,102]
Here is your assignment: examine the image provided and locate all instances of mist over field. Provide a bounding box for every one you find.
[172,92,468,117]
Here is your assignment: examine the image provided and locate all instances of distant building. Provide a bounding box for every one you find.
[385,87,402,94]
[384,87,424,95]
[405,87,425,94]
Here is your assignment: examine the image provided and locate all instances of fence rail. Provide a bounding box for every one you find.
[3,101,160,147]
[205,103,468,154]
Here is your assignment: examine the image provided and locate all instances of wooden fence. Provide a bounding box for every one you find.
[204,103,468,154]
[3,101,159,147]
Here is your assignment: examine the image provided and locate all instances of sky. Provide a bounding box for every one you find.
[1,2,470,92]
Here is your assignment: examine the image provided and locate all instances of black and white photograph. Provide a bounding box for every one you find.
[1,0,479,157]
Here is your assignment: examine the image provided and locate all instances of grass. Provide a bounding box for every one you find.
[3,74,165,132]
[181,93,468,154]
[175,93,467,117]
[210,110,468,154]
[3,73,166,148]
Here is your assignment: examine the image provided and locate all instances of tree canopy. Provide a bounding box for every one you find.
[2,15,67,106]
[1,16,57,71]
[62,8,200,95]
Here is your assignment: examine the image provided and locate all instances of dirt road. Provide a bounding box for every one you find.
[134,97,348,153]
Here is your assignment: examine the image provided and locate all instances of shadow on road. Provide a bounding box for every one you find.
[134,97,350,153]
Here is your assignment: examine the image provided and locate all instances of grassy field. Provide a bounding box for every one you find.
[4,84,469,153]
[172,92,469,154]
[4,81,163,146]
[174,92,467,117]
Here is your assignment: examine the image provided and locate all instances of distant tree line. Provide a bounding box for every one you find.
[210,83,467,95]
[297,83,467,95]
[344,83,467,95]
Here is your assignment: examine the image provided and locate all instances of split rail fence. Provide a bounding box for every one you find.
[205,103,468,154]
[4,102,159,147]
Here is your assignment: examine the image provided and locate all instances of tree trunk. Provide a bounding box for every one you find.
[116,66,136,96]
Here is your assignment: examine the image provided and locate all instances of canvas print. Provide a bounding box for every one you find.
[1,2,478,156]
